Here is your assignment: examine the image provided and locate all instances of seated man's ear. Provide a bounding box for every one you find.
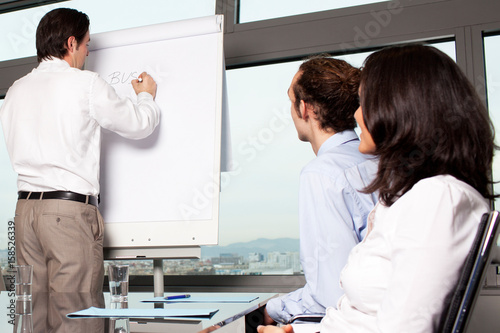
[299,100,313,120]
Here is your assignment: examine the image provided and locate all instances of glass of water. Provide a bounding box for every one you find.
[14,265,33,301]
[108,264,129,302]
[15,299,33,333]
[110,301,130,333]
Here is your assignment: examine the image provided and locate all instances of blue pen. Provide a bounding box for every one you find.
[164,294,191,300]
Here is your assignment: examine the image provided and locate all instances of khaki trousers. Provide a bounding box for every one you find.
[15,198,104,293]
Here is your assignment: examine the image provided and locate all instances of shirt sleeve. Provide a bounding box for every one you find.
[376,179,487,333]
[89,74,161,139]
[266,288,305,324]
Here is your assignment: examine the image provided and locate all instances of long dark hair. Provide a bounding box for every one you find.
[360,44,495,206]
[36,8,90,63]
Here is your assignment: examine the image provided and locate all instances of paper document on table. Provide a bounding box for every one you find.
[67,306,219,319]
[141,295,259,303]
[291,323,321,333]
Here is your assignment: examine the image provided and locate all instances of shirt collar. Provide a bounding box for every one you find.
[38,57,71,70]
[317,129,359,156]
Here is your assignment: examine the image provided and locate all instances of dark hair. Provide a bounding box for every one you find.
[36,8,90,63]
[360,44,496,206]
[293,56,361,132]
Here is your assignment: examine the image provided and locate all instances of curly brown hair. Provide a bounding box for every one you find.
[293,56,361,132]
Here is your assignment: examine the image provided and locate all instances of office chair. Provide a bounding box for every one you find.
[439,210,500,333]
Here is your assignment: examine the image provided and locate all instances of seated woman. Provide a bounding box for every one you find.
[258,44,496,333]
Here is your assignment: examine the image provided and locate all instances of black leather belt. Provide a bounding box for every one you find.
[18,191,98,207]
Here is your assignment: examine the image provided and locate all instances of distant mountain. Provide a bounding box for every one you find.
[201,238,299,259]
[0,239,300,261]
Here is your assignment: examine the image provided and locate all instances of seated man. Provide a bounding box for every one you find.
[264,56,378,324]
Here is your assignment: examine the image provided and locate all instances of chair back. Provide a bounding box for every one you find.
[439,211,500,333]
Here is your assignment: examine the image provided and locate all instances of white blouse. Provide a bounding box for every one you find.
[296,175,489,333]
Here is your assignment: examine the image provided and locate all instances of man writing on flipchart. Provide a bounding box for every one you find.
[0,8,160,293]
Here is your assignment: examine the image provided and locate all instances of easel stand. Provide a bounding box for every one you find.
[104,246,201,296]
[153,258,164,296]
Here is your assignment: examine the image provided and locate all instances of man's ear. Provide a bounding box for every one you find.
[299,100,313,120]
[66,36,77,53]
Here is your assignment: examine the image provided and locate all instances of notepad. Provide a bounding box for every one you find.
[141,295,259,303]
[67,306,219,319]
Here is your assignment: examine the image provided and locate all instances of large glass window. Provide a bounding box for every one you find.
[238,0,390,23]
[212,61,313,275]
[0,0,215,62]
[483,34,500,207]
[199,40,456,276]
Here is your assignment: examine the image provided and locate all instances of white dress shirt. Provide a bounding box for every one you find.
[0,58,160,196]
[297,175,489,333]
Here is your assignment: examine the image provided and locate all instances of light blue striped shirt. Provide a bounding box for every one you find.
[266,130,378,324]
